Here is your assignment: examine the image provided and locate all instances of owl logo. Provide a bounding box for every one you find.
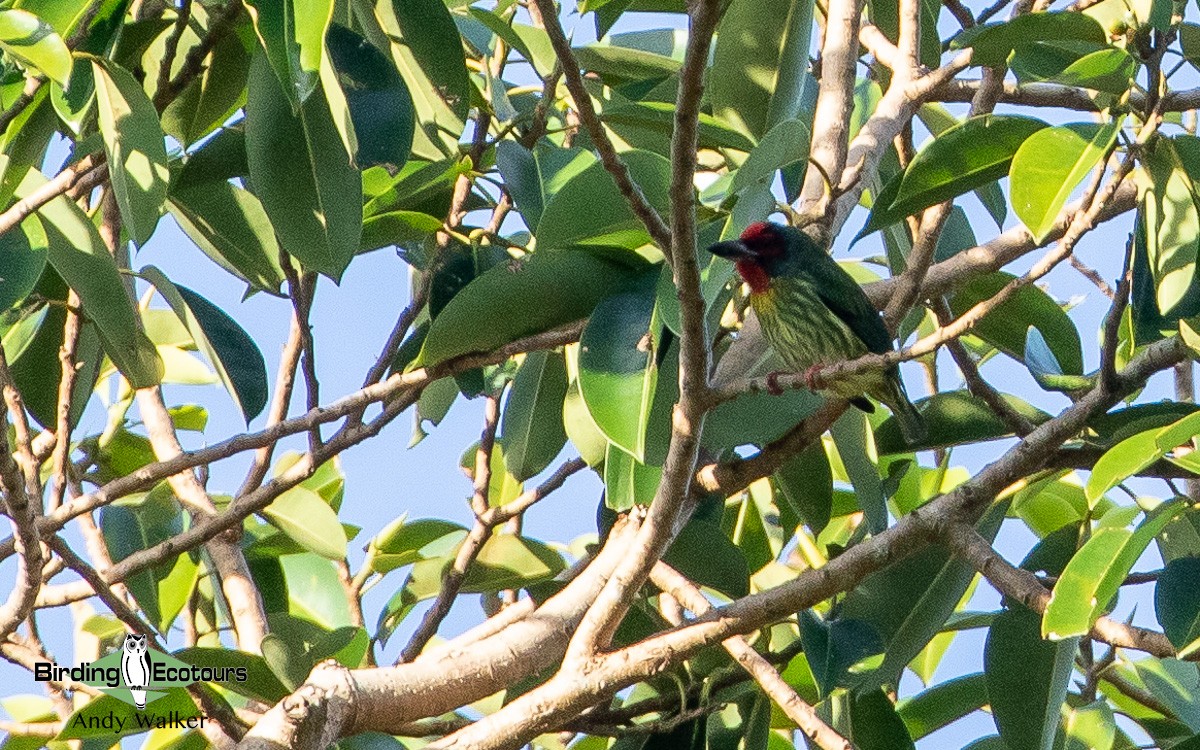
[120,634,151,710]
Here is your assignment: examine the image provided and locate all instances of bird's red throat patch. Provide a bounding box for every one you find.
[735,259,770,294]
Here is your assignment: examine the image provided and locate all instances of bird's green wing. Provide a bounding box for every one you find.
[807,256,893,355]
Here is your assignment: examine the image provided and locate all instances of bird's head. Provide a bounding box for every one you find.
[706,221,810,294]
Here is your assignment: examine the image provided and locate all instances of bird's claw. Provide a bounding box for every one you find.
[804,365,825,392]
[766,371,785,396]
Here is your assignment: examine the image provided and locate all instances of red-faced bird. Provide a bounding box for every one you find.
[708,221,926,444]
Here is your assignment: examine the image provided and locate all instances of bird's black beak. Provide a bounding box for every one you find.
[707,239,755,260]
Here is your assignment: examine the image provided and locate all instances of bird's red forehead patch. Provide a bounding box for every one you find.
[735,259,770,294]
[741,222,774,244]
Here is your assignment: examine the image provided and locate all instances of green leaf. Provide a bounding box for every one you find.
[16,169,162,388]
[1044,502,1185,639]
[703,388,821,451]
[173,647,289,704]
[460,533,565,592]
[0,9,71,85]
[799,610,884,697]
[367,517,465,574]
[1052,48,1137,93]
[324,23,414,169]
[729,118,811,197]
[564,379,607,467]
[710,0,814,138]
[603,440,662,510]
[1064,701,1116,750]
[662,518,750,599]
[832,410,887,533]
[847,687,917,750]
[1011,121,1119,243]
[1156,557,1200,656]
[244,0,333,106]
[578,276,658,460]
[1139,137,1200,319]
[861,115,1047,237]
[261,485,348,559]
[246,48,362,281]
[417,251,647,367]
[100,494,199,633]
[160,26,251,147]
[372,0,469,158]
[494,141,594,242]
[949,271,1084,374]
[1086,428,1165,502]
[501,350,569,481]
[168,179,286,295]
[92,59,170,247]
[0,213,46,311]
[537,149,671,250]
[897,673,989,741]
[601,101,756,152]
[140,267,268,422]
[986,605,1078,750]
[876,390,1050,455]
[951,11,1107,67]
[774,442,833,534]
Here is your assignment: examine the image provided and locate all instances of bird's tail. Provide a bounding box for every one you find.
[879,377,926,445]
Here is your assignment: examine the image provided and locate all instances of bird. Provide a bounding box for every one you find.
[707,221,926,444]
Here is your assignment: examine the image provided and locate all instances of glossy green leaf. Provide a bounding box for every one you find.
[1086,428,1165,502]
[774,441,833,534]
[0,9,71,85]
[832,410,887,533]
[418,251,647,367]
[578,278,658,460]
[603,444,662,511]
[324,23,414,169]
[244,0,332,106]
[799,610,884,697]
[537,149,671,250]
[848,687,917,750]
[100,494,199,633]
[601,101,756,152]
[564,379,607,467]
[93,59,170,247]
[1053,48,1137,93]
[710,0,813,138]
[501,350,569,481]
[986,605,1078,750]
[174,647,290,704]
[168,179,286,295]
[373,0,468,158]
[261,485,347,559]
[1011,121,1118,243]
[16,169,162,388]
[663,518,749,599]
[702,388,821,451]
[0,213,46,311]
[1044,503,1184,639]
[729,118,811,197]
[949,271,1084,374]
[952,11,1107,67]
[1139,137,1200,319]
[160,26,251,146]
[863,115,1046,238]
[1064,701,1116,750]
[140,267,268,422]
[367,517,465,574]
[495,141,594,236]
[876,390,1050,455]
[897,673,988,741]
[246,49,362,281]
[1156,557,1200,656]
[460,533,565,592]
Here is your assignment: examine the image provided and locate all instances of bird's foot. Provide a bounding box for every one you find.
[766,371,785,396]
[804,365,826,392]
